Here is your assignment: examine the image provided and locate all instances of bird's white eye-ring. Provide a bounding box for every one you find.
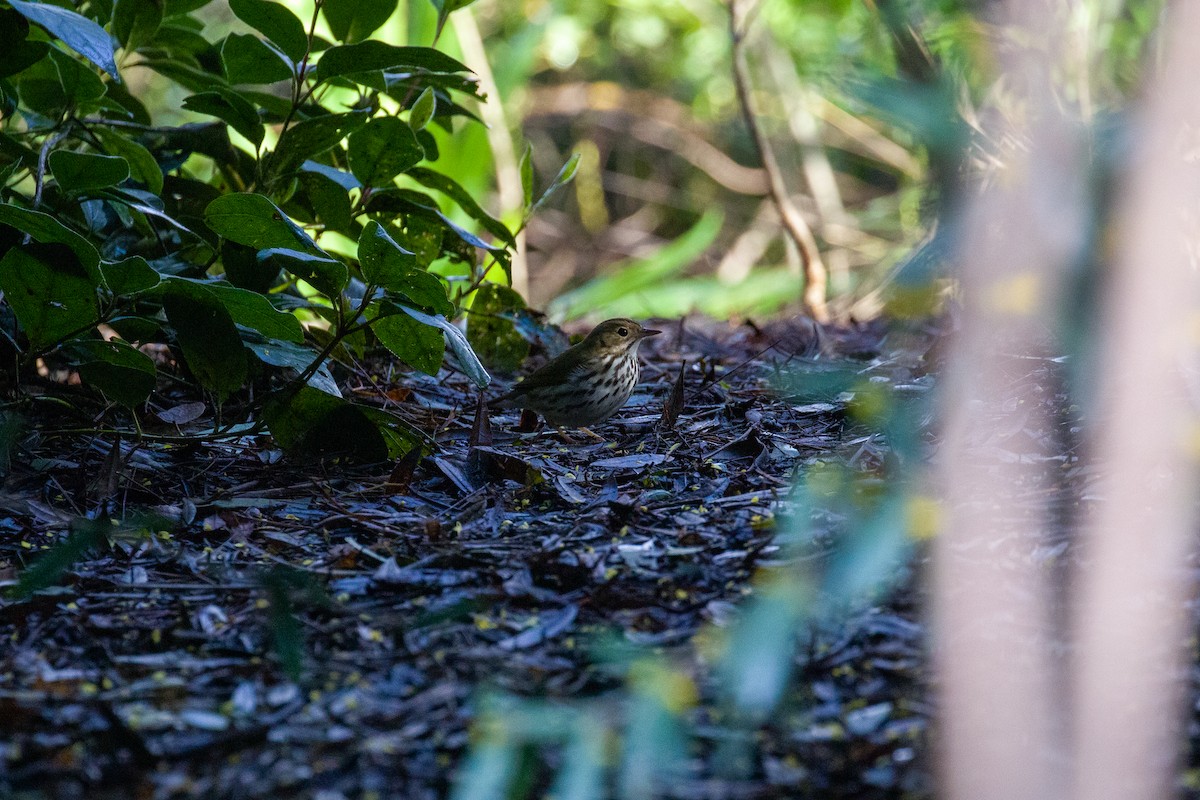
[617,327,629,337]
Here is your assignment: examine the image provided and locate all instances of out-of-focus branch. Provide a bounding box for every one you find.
[764,48,853,297]
[936,1,1197,799]
[451,9,528,298]
[810,96,922,178]
[728,0,829,323]
[933,2,1086,800]
[1071,1,1200,797]
[525,84,769,195]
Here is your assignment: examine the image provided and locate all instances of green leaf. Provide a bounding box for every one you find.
[263,386,419,460]
[258,247,348,297]
[162,285,247,401]
[407,166,515,246]
[112,0,163,50]
[182,89,265,146]
[107,315,161,343]
[409,86,435,132]
[466,284,528,372]
[347,117,423,187]
[14,58,69,117]
[267,111,367,182]
[322,0,397,44]
[227,0,308,62]
[0,39,48,80]
[7,0,119,78]
[0,204,102,282]
[531,152,581,214]
[400,306,490,387]
[0,243,100,351]
[392,215,441,268]
[371,303,444,375]
[367,188,507,256]
[221,240,278,293]
[73,339,157,407]
[48,47,107,106]
[245,338,340,397]
[358,406,425,459]
[550,715,607,800]
[0,10,49,79]
[222,32,292,85]
[314,42,471,85]
[205,192,322,254]
[160,277,304,342]
[390,271,452,316]
[263,385,344,451]
[49,150,130,192]
[428,0,478,43]
[519,142,533,210]
[92,128,163,194]
[296,168,354,235]
[100,75,151,124]
[101,256,160,295]
[358,220,414,289]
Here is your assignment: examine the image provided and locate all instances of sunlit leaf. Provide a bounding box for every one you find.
[466,283,527,372]
[530,152,581,215]
[400,306,490,387]
[518,142,533,210]
[407,167,514,246]
[371,302,444,375]
[358,220,416,290]
[159,276,304,343]
[347,117,423,187]
[322,0,397,44]
[205,192,322,254]
[408,86,435,132]
[266,111,367,181]
[314,41,471,85]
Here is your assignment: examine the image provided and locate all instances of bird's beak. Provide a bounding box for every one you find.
[639,328,661,339]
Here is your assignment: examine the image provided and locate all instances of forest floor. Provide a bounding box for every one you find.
[2,314,955,799]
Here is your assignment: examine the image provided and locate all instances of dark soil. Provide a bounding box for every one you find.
[0,315,940,799]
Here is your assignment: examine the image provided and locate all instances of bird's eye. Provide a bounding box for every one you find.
[617,327,629,337]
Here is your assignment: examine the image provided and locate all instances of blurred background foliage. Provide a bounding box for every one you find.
[127,0,1168,324]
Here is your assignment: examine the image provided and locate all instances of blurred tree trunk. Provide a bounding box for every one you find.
[935,2,1199,800]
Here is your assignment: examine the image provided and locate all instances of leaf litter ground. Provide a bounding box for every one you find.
[1,316,949,798]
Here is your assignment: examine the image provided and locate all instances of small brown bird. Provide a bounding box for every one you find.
[490,318,661,427]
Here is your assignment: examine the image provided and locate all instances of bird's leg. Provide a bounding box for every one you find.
[554,426,605,443]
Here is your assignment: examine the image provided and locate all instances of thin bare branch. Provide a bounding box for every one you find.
[728,0,829,322]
